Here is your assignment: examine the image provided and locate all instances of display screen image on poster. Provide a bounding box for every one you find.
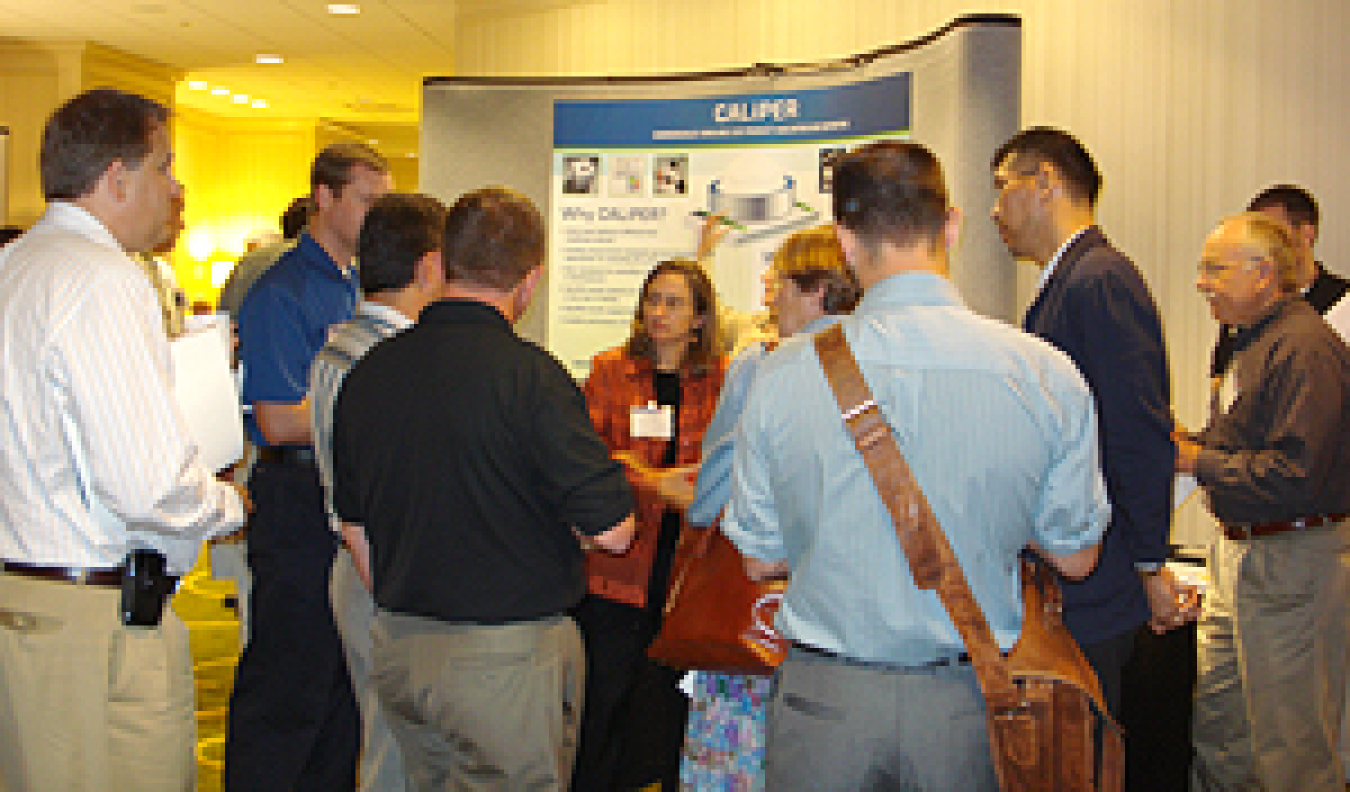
[550,73,911,379]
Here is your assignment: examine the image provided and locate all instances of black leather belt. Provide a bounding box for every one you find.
[791,641,973,670]
[1223,512,1349,540]
[257,446,317,466]
[2,561,125,587]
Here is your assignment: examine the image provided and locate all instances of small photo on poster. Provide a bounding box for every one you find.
[609,155,646,196]
[819,147,848,193]
[563,155,601,195]
[654,155,689,196]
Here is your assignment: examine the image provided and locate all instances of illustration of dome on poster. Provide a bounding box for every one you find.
[703,155,819,244]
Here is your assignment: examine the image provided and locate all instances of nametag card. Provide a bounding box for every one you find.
[631,402,673,439]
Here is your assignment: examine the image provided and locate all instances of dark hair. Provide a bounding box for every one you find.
[774,225,860,315]
[40,89,169,202]
[624,259,719,376]
[1248,184,1319,231]
[442,186,545,290]
[281,196,313,239]
[311,143,389,198]
[991,127,1102,208]
[832,141,950,251]
[0,227,22,248]
[357,193,446,294]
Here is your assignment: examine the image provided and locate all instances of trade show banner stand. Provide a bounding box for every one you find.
[422,14,1020,375]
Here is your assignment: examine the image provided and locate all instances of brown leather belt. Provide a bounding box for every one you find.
[1223,512,1349,541]
[1,561,125,587]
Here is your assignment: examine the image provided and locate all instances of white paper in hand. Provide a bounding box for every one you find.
[171,315,244,472]
[1174,473,1199,511]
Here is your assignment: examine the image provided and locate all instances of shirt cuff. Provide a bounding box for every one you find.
[1193,447,1224,490]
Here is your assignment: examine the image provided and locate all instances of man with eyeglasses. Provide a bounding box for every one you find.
[990,128,1192,719]
[1208,185,1349,413]
[1179,213,1350,792]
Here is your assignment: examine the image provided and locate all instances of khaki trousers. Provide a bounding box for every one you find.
[1191,521,1350,792]
[372,611,584,791]
[0,571,196,791]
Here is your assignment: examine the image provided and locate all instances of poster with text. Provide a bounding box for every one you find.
[551,73,911,379]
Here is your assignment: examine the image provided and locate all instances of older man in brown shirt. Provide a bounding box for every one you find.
[1178,213,1350,792]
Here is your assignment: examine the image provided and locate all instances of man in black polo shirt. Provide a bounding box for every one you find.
[331,186,635,790]
[1179,212,1350,791]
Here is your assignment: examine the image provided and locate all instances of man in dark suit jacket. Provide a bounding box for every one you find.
[990,128,1200,722]
[1210,185,1348,396]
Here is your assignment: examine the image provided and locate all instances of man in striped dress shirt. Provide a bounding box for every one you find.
[309,191,448,792]
[0,89,247,790]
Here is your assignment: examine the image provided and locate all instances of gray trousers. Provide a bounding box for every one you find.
[1191,521,1350,792]
[373,610,584,791]
[331,550,409,791]
[765,648,999,791]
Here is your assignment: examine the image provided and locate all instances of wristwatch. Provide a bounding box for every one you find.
[1135,561,1164,576]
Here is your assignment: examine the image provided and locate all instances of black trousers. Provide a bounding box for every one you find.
[571,509,688,791]
[1121,623,1198,791]
[1079,627,1138,722]
[569,596,688,792]
[224,461,359,792]
[1081,622,1199,792]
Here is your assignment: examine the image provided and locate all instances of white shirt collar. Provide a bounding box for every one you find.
[1033,225,1091,298]
[44,201,126,252]
[357,299,415,331]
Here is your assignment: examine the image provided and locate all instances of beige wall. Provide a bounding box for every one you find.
[0,41,90,227]
[454,0,1350,545]
[0,41,178,228]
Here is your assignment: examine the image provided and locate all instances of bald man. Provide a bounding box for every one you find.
[1180,213,1350,792]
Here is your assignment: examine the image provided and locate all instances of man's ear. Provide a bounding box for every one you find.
[100,160,129,203]
[1255,258,1281,294]
[313,183,335,214]
[1298,222,1318,251]
[513,264,545,319]
[1034,162,1060,203]
[835,223,861,268]
[943,206,962,251]
[414,251,445,291]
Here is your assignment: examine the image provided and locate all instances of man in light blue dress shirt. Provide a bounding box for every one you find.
[722,141,1109,790]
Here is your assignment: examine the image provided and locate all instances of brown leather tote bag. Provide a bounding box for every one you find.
[646,523,788,675]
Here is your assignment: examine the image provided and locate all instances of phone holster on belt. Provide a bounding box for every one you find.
[121,549,174,627]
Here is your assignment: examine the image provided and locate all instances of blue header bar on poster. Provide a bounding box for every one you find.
[555,72,911,148]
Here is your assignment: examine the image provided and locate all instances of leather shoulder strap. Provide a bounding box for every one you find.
[812,324,1018,710]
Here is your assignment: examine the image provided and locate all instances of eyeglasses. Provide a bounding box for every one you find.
[992,168,1040,192]
[1196,255,1266,280]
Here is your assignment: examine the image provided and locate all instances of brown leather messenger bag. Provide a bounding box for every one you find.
[814,324,1124,792]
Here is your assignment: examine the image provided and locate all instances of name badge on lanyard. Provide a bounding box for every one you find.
[631,401,673,439]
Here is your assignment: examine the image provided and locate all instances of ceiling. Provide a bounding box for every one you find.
[1,0,585,151]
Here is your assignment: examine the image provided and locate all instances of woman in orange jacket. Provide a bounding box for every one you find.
[571,258,726,791]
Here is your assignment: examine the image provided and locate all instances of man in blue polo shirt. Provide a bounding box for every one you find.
[225,142,392,792]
